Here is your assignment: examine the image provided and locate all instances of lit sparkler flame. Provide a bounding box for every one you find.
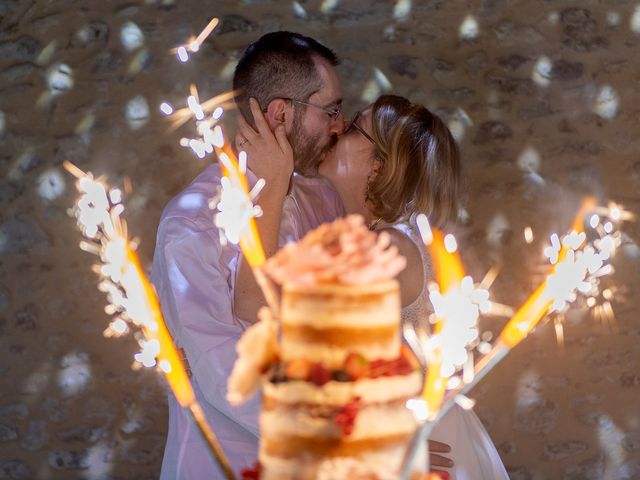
[169,17,220,61]
[64,161,236,480]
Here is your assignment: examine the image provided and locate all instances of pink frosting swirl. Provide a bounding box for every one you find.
[264,215,406,285]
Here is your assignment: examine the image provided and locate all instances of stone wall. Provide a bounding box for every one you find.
[1,0,639,478]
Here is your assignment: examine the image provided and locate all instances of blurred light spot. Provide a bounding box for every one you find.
[374,68,392,90]
[532,56,552,87]
[594,85,619,119]
[444,234,458,253]
[57,352,92,397]
[128,48,150,75]
[547,11,559,25]
[361,79,380,103]
[607,11,621,27]
[177,192,204,210]
[524,226,534,243]
[292,1,307,18]
[447,108,473,142]
[37,168,66,201]
[486,212,510,248]
[589,214,600,228]
[515,369,542,408]
[120,21,145,51]
[320,0,339,13]
[597,415,625,477]
[189,40,199,52]
[459,14,479,40]
[394,0,412,20]
[160,102,174,115]
[517,146,541,174]
[8,149,35,181]
[457,207,470,224]
[36,40,57,66]
[631,5,640,33]
[125,95,150,130]
[47,63,74,93]
[0,110,5,136]
[74,113,95,135]
[177,46,189,62]
[220,59,239,80]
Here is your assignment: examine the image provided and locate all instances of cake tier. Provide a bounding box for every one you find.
[263,371,422,407]
[259,436,413,480]
[259,372,422,479]
[281,280,401,367]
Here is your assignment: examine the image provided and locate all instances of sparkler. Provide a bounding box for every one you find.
[161,82,280,315]
[169,17,220,62]
[64,161,236,480]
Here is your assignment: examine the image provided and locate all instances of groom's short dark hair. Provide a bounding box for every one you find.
[233,31,339,127]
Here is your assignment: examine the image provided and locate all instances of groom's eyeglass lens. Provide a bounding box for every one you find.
[347,111,376,145]
[284,98,342,121]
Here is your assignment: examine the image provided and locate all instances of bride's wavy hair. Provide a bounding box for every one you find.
[367,95,460,227]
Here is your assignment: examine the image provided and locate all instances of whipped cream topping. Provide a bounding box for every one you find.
[265,215,406,286]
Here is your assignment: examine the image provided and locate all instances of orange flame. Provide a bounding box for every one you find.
[499,197,595,348]
[421,228,466,417]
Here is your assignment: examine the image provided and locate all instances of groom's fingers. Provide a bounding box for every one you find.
[274,124,292,157]
[249,98,271,136]
[237,114,258,143]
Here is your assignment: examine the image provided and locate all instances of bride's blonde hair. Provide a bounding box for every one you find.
[367,95,460,227]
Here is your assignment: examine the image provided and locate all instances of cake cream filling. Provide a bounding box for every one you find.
[263,371,422,406]
[259,442,427,479]
[280,338,402,366]
[261,403,419,440]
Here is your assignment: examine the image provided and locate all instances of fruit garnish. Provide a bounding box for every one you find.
[309,363,332,386]
[331,369,352,382]
[286,358,312,380]
[344,352,369,380]
[240,461,261,480]
[335,396,362,435]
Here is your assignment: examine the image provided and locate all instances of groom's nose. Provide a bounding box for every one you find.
[329,113,346,135]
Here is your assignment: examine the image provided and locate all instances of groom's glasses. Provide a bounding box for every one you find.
[283,98,342,121]
[346,111,376,145]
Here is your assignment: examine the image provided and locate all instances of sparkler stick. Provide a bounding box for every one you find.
[65,162,236,480]
[400,217,466,480]
[214,142,281,316]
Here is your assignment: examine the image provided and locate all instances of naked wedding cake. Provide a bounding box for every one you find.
[228,215,426,480]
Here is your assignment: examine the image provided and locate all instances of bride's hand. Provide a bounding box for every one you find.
[429,439,453,477]
[235,97,293,190]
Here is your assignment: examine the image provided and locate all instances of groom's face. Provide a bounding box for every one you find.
[290,56,344,176]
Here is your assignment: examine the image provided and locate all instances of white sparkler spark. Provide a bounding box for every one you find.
[160,102,174,115]
[177,46,189,62]
[416,214,433,246]
[444,234,458,253]
[524,226,534,244]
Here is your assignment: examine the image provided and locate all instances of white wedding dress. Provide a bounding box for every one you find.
[389,220,509,480]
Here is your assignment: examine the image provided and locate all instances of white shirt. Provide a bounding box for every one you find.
[150,164,344,479]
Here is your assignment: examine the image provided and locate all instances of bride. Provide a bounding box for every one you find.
[318,94,509,480]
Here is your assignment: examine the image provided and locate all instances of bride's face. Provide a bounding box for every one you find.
[318,107,377,213]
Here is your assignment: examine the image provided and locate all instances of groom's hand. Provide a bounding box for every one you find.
[235,97,293,190]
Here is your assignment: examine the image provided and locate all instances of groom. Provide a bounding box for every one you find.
[151,32,347,479]
[151,31,452,478]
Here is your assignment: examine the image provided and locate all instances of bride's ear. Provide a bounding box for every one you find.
[264,98,291,131]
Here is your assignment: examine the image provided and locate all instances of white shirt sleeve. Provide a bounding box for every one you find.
[153,215,260,437]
